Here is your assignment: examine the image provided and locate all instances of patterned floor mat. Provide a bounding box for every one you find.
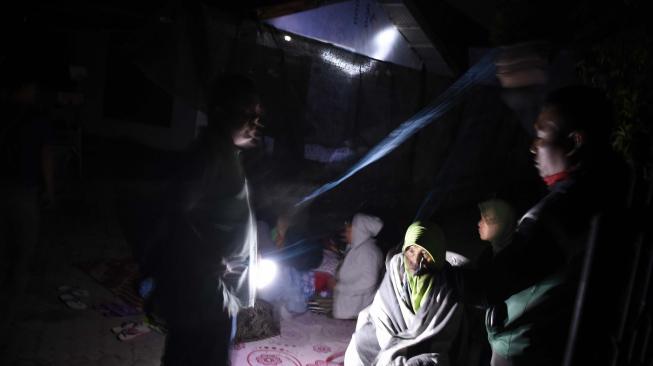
[231,311,355,366]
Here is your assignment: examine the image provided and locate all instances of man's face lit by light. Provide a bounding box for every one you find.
[531,107,569,178]
[254,258,278,289]
[232,103,264,149]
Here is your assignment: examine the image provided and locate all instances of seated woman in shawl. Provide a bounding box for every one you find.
[344,222,468,366]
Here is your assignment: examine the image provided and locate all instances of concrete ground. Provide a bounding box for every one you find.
[0,183,165,366]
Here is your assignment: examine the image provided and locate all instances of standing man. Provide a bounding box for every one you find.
[484,85,628,366]
[0,71,55,335]
[154,74,263,366]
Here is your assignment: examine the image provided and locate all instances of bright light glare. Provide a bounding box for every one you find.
[254,259,278,289]
[320,50,373,76]
[283,35,292,42]
[372,27,399,60]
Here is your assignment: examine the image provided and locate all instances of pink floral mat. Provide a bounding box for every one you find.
[231,311,355,366]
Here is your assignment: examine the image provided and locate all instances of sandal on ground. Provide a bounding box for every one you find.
[58,286,89,310]
[59,293,87,310]
[117,322,151,341]
[111,321,139,334]
[71,289,90,298]
[58,285,89,297]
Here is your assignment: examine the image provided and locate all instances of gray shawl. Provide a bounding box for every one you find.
[345,253,464,365]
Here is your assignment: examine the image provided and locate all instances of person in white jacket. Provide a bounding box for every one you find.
[332,213,384,319]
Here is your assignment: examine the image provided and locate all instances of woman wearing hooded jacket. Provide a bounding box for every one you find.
[332,213,384,320]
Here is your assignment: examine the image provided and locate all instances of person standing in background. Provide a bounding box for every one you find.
[153,74,263,366]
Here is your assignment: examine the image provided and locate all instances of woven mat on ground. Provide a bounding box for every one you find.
[231,311,355,366]
[236,300,280,343]
[75,257,144,310]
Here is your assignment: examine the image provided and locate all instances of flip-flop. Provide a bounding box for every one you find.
[144,318,167,334]
[146,322,167,334]
[111,321,138,334]
[65,300,88,310]
[144,314,168,334]
[59,293,77,301]
[59,293,87,310]
[57,285,73,293]
[117,322,151,341]
[72,289,90,298]
[58,285,89,295]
